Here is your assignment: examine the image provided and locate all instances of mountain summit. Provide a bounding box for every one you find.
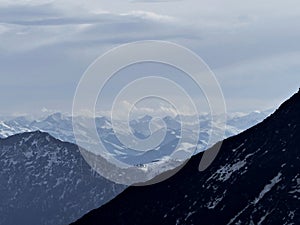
[0,131,124,225]
[71,89,300,225]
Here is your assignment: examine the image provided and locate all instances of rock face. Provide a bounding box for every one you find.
[71,90,300,225]
[0,131,124,225]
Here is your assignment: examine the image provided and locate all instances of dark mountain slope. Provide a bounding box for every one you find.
[0,131,124,225]
[72,89,300,225]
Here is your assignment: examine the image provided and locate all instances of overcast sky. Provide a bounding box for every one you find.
[0,0,299,116]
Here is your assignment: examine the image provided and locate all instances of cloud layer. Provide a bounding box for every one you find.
[0,0,300,115]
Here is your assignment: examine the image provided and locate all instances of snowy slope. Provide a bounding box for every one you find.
[0,131,124,225]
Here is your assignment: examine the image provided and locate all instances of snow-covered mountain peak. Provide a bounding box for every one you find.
[0,130,124,225]
[0,110,273,167]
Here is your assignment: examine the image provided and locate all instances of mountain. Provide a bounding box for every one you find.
[227,110,273,131]
[0,131,124,225]
[0,111,271,145]
[0,111,271,166]
[0,116,32,137]
[71,90,300,225]
[30,112,74,142]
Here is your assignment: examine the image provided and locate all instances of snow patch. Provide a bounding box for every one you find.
[253,172,282,204]
[209,160,247,182]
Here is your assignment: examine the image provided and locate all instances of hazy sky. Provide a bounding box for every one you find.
[0,0,299,116]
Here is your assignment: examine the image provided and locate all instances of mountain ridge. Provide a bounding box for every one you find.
[0,110,272,167]
[0,130,125,225]
[71,89,300,225]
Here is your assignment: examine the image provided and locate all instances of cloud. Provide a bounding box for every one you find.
[97,100,180,119]
[0,2,176,26]
[0,2,180,52]
[120,10,176,22]
[0,24,10,34]
[130,0,182,2]
[1,0,300,115]
[214,52,300,111]
[0,2,60,22]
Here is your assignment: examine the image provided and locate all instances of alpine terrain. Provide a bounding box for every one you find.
[0,111,271,166]
[71,90,300,225]
[0,131,124,225]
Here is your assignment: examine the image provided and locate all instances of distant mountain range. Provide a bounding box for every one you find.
[0,131,124,225]
[0,110,272,166]
[71,91,300,225]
